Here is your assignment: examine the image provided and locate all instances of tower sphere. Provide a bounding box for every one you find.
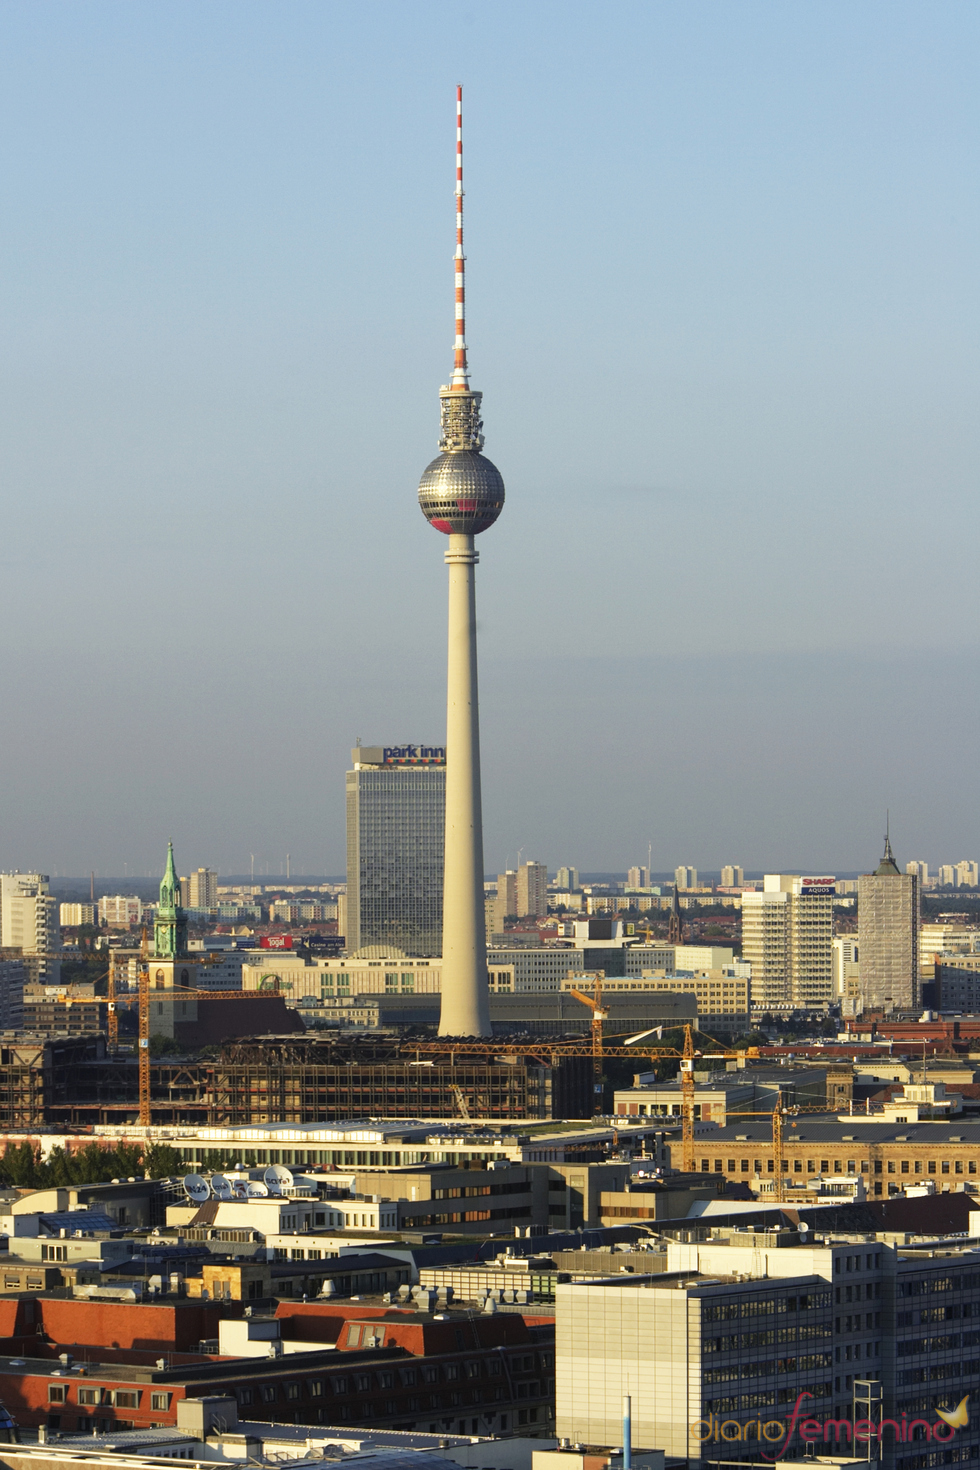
[418,450,505,536]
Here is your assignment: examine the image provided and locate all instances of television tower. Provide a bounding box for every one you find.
[418,86,505,1035]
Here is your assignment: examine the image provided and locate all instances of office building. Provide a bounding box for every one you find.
[740,874,834,1009]
[417,89,505,1035]
[557,1233,980,1469]
[58,903,97,928]
[720,864,744,887]
[556,866,579,891]
[674,865,697,890]
[516,861,548,918]
[345,744,446,957]
[858,836,919,1011]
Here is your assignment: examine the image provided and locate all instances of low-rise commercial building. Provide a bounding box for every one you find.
[671,1118,980,1197]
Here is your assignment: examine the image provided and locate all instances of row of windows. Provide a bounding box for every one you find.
[899,1360,980,1385]
[897,1334,980,1356]
[48,1387,170,1410]
[704,1325,831,1353]
[703,1354,833,1382]
[897,1305,980,1325]
[703,1293,830,1321]
[704,1155,980,1178]
[707,1383,833,1412]
[900,1276,980,1296]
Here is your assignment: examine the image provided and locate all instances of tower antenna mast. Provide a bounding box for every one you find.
[452,84,469,391]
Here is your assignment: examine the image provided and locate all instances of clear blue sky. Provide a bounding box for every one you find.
[0,1,976,879]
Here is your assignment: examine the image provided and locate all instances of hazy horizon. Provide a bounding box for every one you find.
[0,3,976,878]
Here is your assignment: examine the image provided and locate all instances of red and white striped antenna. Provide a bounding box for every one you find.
[450,84,469,392]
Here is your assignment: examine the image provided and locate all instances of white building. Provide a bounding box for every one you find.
[905,859,929,883]
[59,903,97,927]
[741,874,834,1009]
[0,873,60,979]
[99,894,143,927]
[720,865,744,888]
[674,865,697,890]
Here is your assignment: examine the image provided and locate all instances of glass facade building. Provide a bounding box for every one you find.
[345,745,446,957]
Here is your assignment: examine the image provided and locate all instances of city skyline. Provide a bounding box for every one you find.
[0,4,976,874]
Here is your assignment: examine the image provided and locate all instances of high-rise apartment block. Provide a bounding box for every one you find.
[181,868,217,911]
[938,865,956,886]
[675,865,697,890]
[491,870,517,933]
[955,860,979,888]
[906,859,929,883]
[516,861,548,918]
[858,837,919,1011]
[740,874,834,1008]
[720,864,744,887]
[627,865,650,889]
[99,895,142,927]
[59,903,97,927]
[345,744,446,956]
[0,874,60,956]
[556,866,579,891]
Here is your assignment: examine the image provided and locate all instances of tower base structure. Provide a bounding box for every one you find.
[438,532,491,1037]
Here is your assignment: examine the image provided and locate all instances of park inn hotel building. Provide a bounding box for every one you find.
[345,744,445,957]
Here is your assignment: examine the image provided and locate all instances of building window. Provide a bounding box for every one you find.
[151,1394,171,1411]
[48,1387,66,1403]
[285,1384,299,1401]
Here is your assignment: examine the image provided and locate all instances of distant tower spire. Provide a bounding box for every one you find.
[668,884,684,945]
[874,815,901,877]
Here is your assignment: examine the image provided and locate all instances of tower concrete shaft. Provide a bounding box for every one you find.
[439,532,491,1035]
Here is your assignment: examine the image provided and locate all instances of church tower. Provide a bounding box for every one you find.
[153,841,188,960]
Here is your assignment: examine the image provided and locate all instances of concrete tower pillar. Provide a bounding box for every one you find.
[439,533,491,1036]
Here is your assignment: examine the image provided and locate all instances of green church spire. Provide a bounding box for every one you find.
[154,840,188,959]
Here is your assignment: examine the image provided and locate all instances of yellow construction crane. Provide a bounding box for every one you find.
[568,973,608,1114]
[138,930,150,1127]
[107,953,119,1050]
[451,1084,471,1120]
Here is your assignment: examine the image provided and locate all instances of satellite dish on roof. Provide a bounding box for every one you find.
[182,1174,210,1204]
[210,1175,233,1201]
[264,1164,293,1195]
[245,1181,269,1198]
